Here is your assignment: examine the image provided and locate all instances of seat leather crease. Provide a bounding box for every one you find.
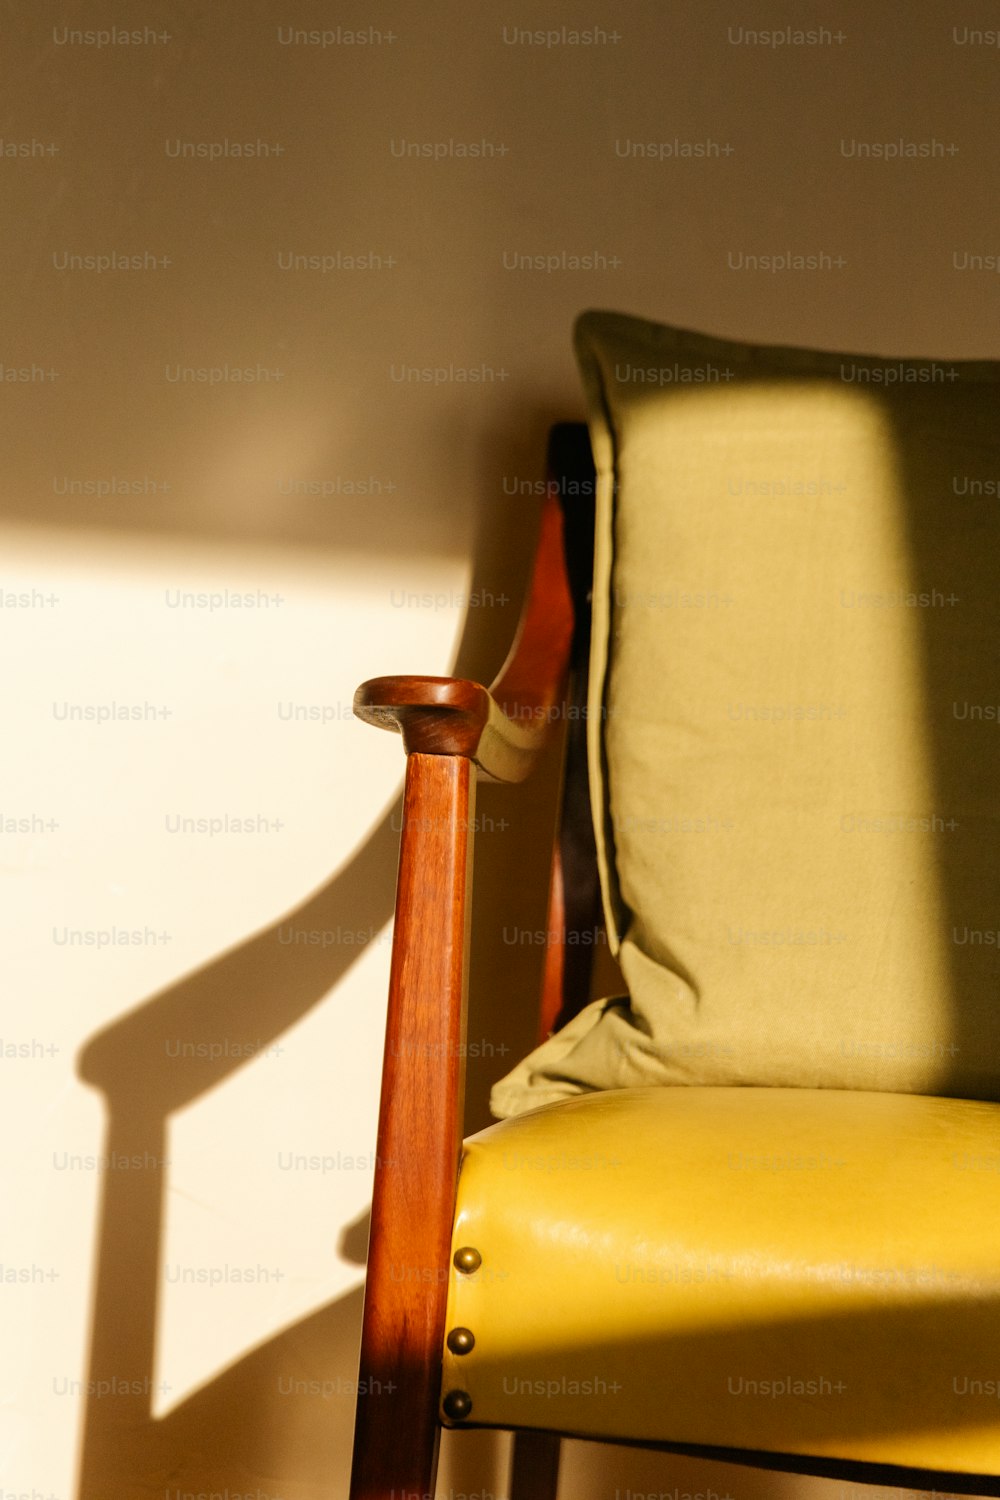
[441,1086,1000,1476]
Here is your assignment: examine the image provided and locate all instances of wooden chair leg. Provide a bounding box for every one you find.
[348,753,476,1500]
[510,1430,562,1500]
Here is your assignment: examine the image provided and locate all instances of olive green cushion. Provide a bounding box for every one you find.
[491,311,1000,1118]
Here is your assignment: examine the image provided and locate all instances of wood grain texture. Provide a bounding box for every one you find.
[490,475,574,723]
[349,753,474,1500]
[354,482,574,783]
[537,844,566,1043]
[353,674,543,783]
[350,426,597,1500]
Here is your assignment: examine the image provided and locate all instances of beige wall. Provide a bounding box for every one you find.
[4,1,996,1497]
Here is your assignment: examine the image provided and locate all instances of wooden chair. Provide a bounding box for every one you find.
[348,313,1000,1500]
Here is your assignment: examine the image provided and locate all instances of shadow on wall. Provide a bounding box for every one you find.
[71,410,569,1500]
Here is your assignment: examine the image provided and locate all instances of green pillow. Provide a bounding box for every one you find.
[491,311,1000,1117]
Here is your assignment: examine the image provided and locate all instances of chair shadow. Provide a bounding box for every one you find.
[72,404,569,1500]
[71,381,1000,1500]
[75,804,399,1500]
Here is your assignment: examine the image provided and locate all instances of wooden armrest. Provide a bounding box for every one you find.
[350,437,594,1495]
[354,675,546,783]
[353,483,574,782]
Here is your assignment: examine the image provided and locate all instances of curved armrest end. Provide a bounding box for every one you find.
[354,675,549,782]
[354,480,578,782]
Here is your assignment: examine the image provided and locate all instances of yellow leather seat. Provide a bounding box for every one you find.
[443,1085,1000,1475]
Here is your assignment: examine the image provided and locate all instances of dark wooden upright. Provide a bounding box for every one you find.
[349,428,596,1500]
[348,752,474,1500]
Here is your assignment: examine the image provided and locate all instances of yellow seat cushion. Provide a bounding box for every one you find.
[492,312,1000,1117]
[443,1086,1000,1477]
